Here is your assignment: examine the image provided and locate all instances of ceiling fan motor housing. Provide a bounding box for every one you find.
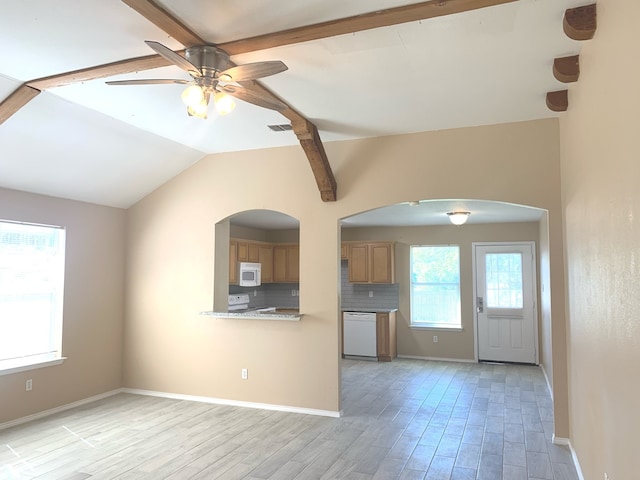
[186,46,231,81]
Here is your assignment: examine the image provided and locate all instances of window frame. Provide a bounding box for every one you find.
[409,244,463,331]
[0,219,67,375]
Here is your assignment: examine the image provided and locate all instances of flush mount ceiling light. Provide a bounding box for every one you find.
[447,211,471,225]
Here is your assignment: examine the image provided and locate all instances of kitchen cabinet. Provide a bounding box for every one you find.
[376,311,397,362]
[230,239,274,284]
[258,244,273,283]
[348,242,395,284]
[230,238,298,284]
[236,241,259,263]
[341,243,349,260]
[341,310,397,362]
[229,240,238,284]
[273,244,299,283]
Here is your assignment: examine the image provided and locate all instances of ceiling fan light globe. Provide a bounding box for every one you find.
[181,85,205,107]
[186,101,208,119]
[214,92,236,116]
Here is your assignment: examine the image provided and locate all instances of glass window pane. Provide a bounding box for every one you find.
[485,253,523,308]
[0,221,65,365]
[410,245,461,327]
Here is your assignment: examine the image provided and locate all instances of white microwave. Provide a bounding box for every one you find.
[238,262,261,287]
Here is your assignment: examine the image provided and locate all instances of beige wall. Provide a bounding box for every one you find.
[559,0,640,477]
[343,223,540,360]
[0,187,125,424]
[124,118,568,421]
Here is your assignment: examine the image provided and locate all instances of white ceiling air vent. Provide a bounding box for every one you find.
[267,124,293,132]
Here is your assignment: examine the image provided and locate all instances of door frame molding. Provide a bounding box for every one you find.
[471,241,539,364]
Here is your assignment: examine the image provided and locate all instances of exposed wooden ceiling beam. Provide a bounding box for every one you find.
[0,0,518,201]
[546,90,568,112]
[292,119,337,202]
[239,80,337,201]
[28,54,172,90]
[553,55,580,83]
[219,0,518,55]
[563,4,597,41]
[0,84,41,125]
[122,0,339,202]
[121,0,205,47]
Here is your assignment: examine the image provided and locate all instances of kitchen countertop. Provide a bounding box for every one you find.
[201,309,302,321]
[341,308,398,313]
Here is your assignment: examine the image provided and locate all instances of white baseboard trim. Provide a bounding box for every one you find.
[552,434,569,446]
[0,388,124,431]
[540,364,554,400]
[553,436,585,480]
[397,354,476,364]
[121,388,341,418]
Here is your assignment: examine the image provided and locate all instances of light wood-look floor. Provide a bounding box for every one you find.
[0,359,579,479]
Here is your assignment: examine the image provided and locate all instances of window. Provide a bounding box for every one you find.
[0,220,66,373]
[485,253,523,308]
[410,245,461,328]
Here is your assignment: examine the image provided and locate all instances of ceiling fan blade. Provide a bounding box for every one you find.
[220,85,288,111]
[106,79,192,86]
[144,40,201,76]
[218,61,288,82]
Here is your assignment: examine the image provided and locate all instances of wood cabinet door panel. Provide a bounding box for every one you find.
[248,243,259,263]
[229,241,238,284]
[258,245,273,283]
[348,244,369,283]
[273,246,287,283]
[287,245,300,282]
[370,243,393,283]
[377,313,390,359]
[237,242,248,262]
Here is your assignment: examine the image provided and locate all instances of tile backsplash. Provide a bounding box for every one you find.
[229,261,399,311]
[340,260,399,310]
[229,283,299,309]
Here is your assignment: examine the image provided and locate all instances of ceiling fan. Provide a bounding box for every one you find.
[106,41,288,119]
[0,0,519,202]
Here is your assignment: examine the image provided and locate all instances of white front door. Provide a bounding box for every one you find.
[474,242,537,364]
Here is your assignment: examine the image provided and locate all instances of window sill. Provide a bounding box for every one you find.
[410,325,463,332]
[0,357,66,377]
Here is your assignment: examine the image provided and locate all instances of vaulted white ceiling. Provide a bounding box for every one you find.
[0,0,586,211]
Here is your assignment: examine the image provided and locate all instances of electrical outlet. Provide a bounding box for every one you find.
[369,291,373,298]
[241,368,248,380]
[25,379,32,391]
[292,289,296,296]
[433,335,438,343]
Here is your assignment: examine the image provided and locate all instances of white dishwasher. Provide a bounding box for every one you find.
[343,311,377,357]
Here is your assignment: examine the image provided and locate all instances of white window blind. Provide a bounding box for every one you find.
[0,220,66,369]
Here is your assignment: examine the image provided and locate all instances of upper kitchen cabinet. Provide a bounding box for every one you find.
[273,244,299,283]
[236,241,259,263]
[258,244,274,283]
[225,210,299,286]
[229,240,238,284]
[348,242,395,284]
[229,239,274,284]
